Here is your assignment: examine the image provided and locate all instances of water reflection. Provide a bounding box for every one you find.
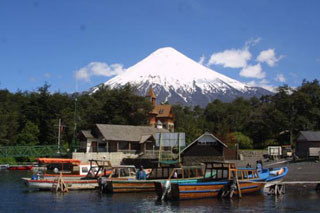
[1,171,320,212]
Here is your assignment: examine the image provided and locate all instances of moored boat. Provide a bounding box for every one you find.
[0,164,9,170]
[22,160,136,191]
[155,161,288,200]
[8,165,33,170]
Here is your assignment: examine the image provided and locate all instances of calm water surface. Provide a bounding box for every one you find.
[1,170,319,213]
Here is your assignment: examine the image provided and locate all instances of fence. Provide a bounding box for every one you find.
[0,145,66,158]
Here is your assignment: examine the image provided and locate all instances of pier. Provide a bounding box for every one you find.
[265,181,320,195]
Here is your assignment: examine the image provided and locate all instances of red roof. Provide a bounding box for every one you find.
[151,105,173,118]
[36,158,81,165]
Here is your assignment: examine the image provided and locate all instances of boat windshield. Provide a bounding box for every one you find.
[203,161,260,181]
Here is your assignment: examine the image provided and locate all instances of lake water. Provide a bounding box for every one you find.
[1,170,319,213]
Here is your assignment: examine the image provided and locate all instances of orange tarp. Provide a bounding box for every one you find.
[36,158,81,165]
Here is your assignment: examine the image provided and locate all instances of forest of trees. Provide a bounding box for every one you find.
[0,79,320,150]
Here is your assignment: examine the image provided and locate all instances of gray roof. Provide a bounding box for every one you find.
[181,132,228,153]
[139,135,153,144]
[298,131,320,142]
[96,124,169,142]
[81,130,94,139]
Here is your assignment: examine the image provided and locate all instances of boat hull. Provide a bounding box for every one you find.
[104,178,202,193]
[22,177,98,190]
[167,181,264,200]
[8,165,33,170]
[106,180,155,193]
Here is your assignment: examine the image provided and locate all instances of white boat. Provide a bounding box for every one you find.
[22,160,136,191]
[22,176,99,190]
[0,164,9,170]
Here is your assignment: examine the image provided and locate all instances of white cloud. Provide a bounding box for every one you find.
[257,49,284,67]
[198,55,206,65]
[245,37,261,47]
[247,79,275,92]
[44,73,51,78]
[75,62,125,82]
[275,74,286,83]
[207,48,251,68]
[240,63,265,79]
[316,58,320,62]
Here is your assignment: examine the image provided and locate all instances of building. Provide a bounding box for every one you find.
[180,132,228,165]
[146,88,174,132]
[77,124,185,165]
[295,131,320,158]
[78,124,169,154]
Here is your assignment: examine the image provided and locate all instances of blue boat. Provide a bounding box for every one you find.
[155,161,288,200]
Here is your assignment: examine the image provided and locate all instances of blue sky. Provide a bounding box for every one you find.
[0,0,319,93]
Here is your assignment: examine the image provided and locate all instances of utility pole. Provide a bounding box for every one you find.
[71,97,78,152]
[58,119,61,154]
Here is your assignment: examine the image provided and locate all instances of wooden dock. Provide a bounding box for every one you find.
[265,181,320,195]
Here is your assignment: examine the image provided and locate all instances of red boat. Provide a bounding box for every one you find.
[8,165,33,170]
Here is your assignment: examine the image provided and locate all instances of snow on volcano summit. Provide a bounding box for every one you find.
[98,47,272,106]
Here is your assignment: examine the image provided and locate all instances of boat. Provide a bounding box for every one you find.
[8,165,33,170]
[99,165,205,193]
[22,160,136,191]
[0,164,9,170]
[33,158,110,177]
[155,161,288,200]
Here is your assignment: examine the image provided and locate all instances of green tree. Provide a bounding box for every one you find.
[16,121,40,145]
[231,132,253,149]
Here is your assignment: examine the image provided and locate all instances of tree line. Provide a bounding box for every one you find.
[174,79,320,148]
[0,79,319,149]
[0,84,152,149]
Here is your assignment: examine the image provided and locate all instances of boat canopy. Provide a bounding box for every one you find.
[36,158,81,165]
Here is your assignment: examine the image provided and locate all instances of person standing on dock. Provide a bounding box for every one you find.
[136,166,147,180]
[256,160,263,172]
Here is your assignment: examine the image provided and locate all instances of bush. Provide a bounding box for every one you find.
[0,157,16,164]
[231,132,253,149]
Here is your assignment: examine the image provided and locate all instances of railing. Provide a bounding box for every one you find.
[0,145,67,158]
[118,150,139,154]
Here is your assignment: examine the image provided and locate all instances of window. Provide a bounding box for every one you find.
[82,167,88,173]
[198,141,217,146]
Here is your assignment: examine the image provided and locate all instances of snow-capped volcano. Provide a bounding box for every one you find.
[98,47,272,107]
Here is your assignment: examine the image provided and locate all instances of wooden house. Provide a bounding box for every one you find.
[78,124,169,154]
[180,132,228,165]
[146,88,174,132]
[295,131,320,158]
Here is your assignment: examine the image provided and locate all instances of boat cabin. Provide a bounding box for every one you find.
[108,165,137,178]
[203,161,260,181]
[147,165,204,180]
[36,158,106,177]
[86,159,137,179]
[37,158,82,176]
